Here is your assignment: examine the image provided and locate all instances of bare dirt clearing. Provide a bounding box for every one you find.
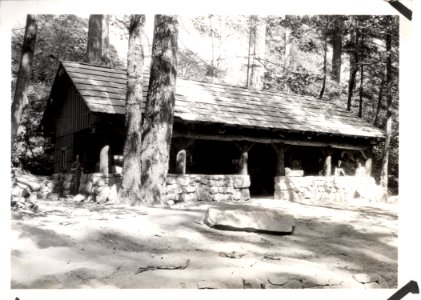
[11,198,398,289]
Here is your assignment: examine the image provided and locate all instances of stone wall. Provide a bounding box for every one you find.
[165,174,251,203]
[274,175,385,204]
[53,173,251,203]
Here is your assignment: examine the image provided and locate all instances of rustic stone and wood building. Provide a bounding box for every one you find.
[41,61,385,204]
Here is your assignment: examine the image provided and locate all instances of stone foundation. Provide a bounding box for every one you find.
[53,173,250,203]
[274,175,385,204]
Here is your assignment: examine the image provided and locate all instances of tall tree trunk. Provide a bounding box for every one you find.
[331,18,343,83]
[11,14,38,142]
[139,15,178,205]
[118,15,146,204]
[246,16,254,88]
[284,27,291,69]
[347,30,359,111]
[374,70,386,126]
[358,63,364,118]
[246,15,266,89]
[380,26,393,193]
[250,16,266,90]
[86,15,109,65]
[319,32,328,99]
[209,14,215,78]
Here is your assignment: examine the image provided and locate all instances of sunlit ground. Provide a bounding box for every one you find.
[11,197,397,289]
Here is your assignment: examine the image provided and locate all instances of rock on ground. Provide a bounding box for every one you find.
[204,205,295,234]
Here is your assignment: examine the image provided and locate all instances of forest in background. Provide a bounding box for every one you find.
[11,14,399,193]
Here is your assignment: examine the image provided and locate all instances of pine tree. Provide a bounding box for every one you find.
[138,15,178,205]
[118,15,146,204]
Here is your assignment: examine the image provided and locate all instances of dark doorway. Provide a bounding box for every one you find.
[248,143,276,196]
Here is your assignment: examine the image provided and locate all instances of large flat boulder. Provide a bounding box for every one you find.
[204,205,295,234]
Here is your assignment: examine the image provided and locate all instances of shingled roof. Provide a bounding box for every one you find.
[59,60,384,139]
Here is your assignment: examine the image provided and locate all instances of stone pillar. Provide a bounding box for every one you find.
[273,143,285,176]
[176,150,186,175]
[324,148,333,176]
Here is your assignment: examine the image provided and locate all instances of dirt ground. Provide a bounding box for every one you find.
[11,197,398,289]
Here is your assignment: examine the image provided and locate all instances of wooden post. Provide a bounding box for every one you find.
[176,150,186,175]
[360,149,373,177]
[324,148,333,176]
[238,151,248,175]
[99,145,109,177]
[235,142,254,175]
[272,143,285,176]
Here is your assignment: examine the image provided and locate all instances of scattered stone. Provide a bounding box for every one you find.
[86,195,95,202]
[16,177,41,192]
[204,206,295,234]
[28,193,37,203]
[46,192,59,201]
[11,186,24,198]
[96,186,111,204]
[108,184,119,204]
[73,194,86,203]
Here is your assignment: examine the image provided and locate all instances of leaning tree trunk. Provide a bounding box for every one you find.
[138,15,178,205]
[86,15,110,65]
[11,14,38,143]
[380,28,393,193]
[118,15,146,205]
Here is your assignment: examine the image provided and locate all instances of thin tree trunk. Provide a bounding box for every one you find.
[331,18,343,83]
[380,26,393,193]
[11,14,38,143]
[139,15,178,205]
[358,63,364,118]
[210,15,214,77]
[319,32,328,99]
[246,16,254,88]
[118,15,146,204]
[249,16,266,90]
[86,15,109,65]
[347,30,359,111]
[374,70,386,126]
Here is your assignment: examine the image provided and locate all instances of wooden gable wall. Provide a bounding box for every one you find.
[53,72,99,172]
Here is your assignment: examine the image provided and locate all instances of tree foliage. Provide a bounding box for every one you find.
[11,15,124,174]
